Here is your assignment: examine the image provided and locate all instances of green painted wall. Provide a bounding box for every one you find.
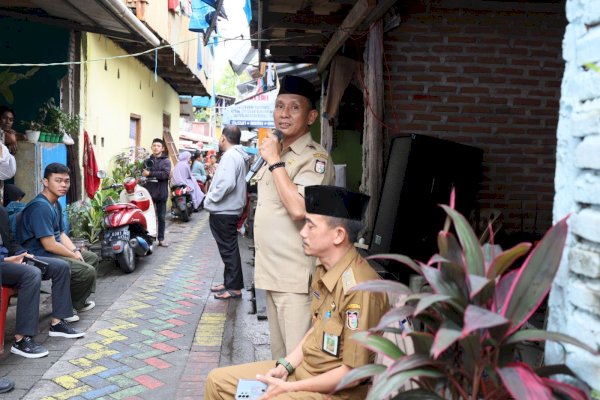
[0,18,69,131]
[331,129,362,191]
[284,101,362,190]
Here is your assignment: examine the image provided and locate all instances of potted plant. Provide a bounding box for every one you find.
[110,147,149,183]
[67,200,92,249]
[20,119,42,143]
[337,192,598,399]
[35,98,81,143]
[67,177,119,257]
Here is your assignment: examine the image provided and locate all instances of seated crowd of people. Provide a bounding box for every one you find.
[0,162,97,357]
[1,109,97,392]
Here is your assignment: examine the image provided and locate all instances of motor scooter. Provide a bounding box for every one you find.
[98,171,157,273]
[196,179,206,194]
[170,184,194,222]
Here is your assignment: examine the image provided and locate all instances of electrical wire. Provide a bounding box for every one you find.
[0,31,327,68]
[354,22,400,133]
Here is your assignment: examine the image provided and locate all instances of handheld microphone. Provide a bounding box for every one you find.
[245,129,284,183]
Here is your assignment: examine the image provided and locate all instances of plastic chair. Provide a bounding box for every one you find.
[0,285,18,354]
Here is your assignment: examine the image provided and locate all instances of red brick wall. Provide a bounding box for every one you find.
[383,1,565,234]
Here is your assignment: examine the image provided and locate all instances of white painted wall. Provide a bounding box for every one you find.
[547,0,600,391]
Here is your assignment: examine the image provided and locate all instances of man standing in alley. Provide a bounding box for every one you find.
[143,138,171,247]
[254,75,335,359]
[205,125,250,300]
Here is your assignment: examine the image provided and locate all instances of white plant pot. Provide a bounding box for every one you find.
[25,130,40,143]
[62,132,75,145]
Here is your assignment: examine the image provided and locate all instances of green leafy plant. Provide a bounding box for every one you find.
[337,192,598,400]
[67,200,90,240]
[0,67,39,103]
[20,119,42,131]
[35,98,81,136]
[67,183,119,244]
[110,147,149,183]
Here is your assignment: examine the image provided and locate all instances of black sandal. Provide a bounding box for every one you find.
[210,284,226,293]
[214,290,242,300]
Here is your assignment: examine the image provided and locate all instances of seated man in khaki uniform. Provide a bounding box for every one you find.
[205,185,389,400]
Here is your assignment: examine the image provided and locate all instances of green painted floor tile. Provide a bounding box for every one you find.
[123,365,156,379]
[109,385,146,399]
[107,375,136,389]
[133,349,163,360]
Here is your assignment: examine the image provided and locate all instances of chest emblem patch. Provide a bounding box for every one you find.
[315,159,326,174]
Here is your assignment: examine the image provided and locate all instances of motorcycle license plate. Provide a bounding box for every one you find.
[106,230,130,242]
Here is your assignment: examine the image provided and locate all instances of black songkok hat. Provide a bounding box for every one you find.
[305,185,370,221]
[278,75,317,107]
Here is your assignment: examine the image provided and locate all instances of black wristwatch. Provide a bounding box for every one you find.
[269,161,286,172]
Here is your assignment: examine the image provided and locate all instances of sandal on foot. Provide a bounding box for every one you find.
[214,290,242,300]
[210,284,226,293]
[158,241,169,247]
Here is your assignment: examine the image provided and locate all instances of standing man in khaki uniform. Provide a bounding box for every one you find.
[205,185,389,400]
[254,75,335,359]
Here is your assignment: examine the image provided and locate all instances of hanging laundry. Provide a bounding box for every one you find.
[83,131,100,199]
[243,0,252,24]
[189,0,211,33]
[197,33,203,70]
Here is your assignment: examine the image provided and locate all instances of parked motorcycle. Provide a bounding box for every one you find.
[98,169,157,273]
[170,184,194,222]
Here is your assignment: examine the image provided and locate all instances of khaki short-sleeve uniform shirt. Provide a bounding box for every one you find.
[254,132,335,293]
[294,247,389,381]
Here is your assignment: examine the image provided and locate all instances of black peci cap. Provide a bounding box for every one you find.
[305,185,369,221]
[278,75,317,107]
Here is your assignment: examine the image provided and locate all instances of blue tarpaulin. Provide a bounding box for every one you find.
[243,0,252,24]
[189,0,211,33]
[243,146,258,155]
[192,96,215,107]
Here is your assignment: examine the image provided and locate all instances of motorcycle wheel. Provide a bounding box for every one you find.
[117,243,136,273]
[181,207,190,222]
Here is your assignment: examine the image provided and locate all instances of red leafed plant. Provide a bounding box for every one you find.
[337,193,598,400]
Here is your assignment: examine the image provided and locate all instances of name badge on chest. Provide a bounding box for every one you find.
[322,331,340,357]
[321,315,342,357]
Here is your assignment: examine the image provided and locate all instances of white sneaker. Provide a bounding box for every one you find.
[78,301,95,312]
[64,311,79,323]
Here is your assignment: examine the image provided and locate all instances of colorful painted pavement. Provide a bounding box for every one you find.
[11,213,229,399]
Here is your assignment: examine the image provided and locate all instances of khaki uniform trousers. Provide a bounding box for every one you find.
[205,360,368,400]
[55,249,98,310]
[266,291,312,359]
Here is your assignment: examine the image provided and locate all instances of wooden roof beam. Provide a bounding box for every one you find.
[203,0,224,46]
[316,0,375,74]
[360,0,399,30]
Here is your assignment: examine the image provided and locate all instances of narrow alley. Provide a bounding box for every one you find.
[0,212,267,399]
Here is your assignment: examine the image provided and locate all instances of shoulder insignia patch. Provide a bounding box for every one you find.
[315,159,326,174]
[346,309,360,330]
[342,269,357,294]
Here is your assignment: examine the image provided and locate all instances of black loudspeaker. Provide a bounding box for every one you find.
[369,134,483,283]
